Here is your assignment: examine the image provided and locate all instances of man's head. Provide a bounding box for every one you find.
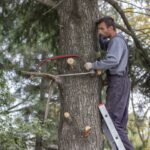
[96,16,116,38]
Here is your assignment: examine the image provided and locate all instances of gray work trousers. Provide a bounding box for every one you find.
[102,72,134,150]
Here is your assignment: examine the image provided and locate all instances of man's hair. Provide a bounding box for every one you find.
[96,16,116,30]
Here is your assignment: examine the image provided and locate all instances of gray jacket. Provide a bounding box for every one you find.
[92,33,128,76]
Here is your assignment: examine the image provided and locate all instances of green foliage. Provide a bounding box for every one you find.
[128,113,150,149]
[0,0,60,149]
[0,110,59,149]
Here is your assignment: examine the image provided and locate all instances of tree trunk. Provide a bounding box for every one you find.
[57,0,103,149]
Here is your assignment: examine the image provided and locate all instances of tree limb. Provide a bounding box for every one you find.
[131,92,145,144]
[44,80,54,122]
[21,71,57,81]
[124,11,150,17]
[98,12,133,36]
[47,144,58,150]
[43,0,64,15]
[104,0,150,68]
[37,0,56,7]
[115,23,132,36]
[117,0,150,11]
[7,105,34,114]
[135,28,150,31]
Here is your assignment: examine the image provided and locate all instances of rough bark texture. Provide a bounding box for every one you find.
[57,0,103,150]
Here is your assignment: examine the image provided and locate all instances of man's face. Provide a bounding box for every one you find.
[97,22,112,38]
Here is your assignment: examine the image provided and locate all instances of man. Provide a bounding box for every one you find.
[84,16,134,150]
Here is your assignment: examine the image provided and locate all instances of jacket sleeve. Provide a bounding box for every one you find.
[92,37,125,70]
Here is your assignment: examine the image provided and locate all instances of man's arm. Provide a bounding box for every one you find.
[92,37,125,70]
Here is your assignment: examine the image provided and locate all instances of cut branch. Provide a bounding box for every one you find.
[82,126,91,138]
[64,112,73,124]
[66,58,76,69]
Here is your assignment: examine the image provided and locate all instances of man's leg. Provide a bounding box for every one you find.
[106,76,134,150]
[121,93,130,130]
[113,120,134,150]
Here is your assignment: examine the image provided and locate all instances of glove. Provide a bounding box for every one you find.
[84,62,93,71]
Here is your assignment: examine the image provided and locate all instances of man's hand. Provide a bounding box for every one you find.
[84,62,93,71]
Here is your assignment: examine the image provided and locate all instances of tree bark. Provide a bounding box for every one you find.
[57,0,103,149]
